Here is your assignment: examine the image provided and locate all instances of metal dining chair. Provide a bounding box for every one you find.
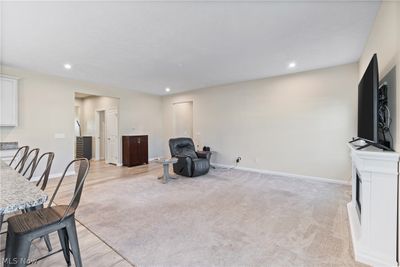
[23,152,55,252]
[33,152,55,191]
[5,158,90,267]
[9,146,29,173]
[21,148,40,180]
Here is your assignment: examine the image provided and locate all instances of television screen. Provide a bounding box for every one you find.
[357,54,379,142]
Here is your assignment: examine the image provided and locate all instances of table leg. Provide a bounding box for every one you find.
[163,163,169,183]
[157,163,170,183]
[157,163,177,183]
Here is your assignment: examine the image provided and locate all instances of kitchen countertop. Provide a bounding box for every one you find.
[0,160,48,215]
[0,142,18,151]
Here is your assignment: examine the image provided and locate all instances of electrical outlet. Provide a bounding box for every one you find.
[236,157,242,163]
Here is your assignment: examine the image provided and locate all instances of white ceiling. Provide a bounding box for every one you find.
[2,1,380,95]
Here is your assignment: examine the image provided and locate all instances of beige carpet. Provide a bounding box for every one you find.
[75,168,363,267]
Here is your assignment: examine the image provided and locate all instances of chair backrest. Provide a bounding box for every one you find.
[169,137,197,158]
[48,158,90,221]
[9,146,29,172]
[34,152,55,191]
[21,148,40,180]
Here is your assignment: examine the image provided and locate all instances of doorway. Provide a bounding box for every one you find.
[95,109,118,164]
[105,109,119,165]
[172,101,193,138]
[74,92,120,165]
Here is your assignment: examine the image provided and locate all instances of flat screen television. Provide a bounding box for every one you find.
[357,54,379,143]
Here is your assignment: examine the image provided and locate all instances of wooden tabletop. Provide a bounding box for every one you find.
[0,160,48,215]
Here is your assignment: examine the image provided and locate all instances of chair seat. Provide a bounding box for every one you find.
[8,205,74,235]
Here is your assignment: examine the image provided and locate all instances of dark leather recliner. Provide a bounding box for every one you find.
[169,137,211,177]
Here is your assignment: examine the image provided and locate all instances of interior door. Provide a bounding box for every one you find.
[99,112,106,160]
[105,109,119,164]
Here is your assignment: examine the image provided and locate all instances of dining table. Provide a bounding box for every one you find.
[0,160,48,231]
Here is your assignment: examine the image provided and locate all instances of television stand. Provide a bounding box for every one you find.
[349,138,393,151]
[347,143,399,266]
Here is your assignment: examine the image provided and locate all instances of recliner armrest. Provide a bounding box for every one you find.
[173,155,194,177]
[175,155,193,166]
[196,151,211,161]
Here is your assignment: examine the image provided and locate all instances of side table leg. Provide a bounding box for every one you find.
[163,163,169,184]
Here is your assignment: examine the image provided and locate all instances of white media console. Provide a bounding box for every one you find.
[347,142,399,266]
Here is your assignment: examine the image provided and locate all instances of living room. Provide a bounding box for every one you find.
[0,1,399,266]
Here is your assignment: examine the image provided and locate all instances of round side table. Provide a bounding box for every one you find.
[155,157,178,184]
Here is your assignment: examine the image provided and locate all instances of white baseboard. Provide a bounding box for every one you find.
[30,170,76,182]
[110,158,159,167]
[212,163,351,185]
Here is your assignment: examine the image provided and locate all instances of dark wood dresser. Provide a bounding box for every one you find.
[122,135,148,167]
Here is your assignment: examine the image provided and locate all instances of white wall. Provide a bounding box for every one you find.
[172,101,193,138]
[163,63,359,182]
[359,1,400,151]
[0,66,164,175]
[1,62,361,182]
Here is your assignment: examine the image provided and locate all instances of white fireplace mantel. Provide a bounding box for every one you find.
[347,142,399,266]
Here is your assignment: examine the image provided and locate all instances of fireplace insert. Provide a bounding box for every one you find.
[356,171,362,222]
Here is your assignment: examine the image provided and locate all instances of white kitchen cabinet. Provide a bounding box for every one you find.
[0,76,19,126]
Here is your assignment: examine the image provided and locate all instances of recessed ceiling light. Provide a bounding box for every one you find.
[288,62,296,68]
[64,63,72,70]
[165,87,171,92]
